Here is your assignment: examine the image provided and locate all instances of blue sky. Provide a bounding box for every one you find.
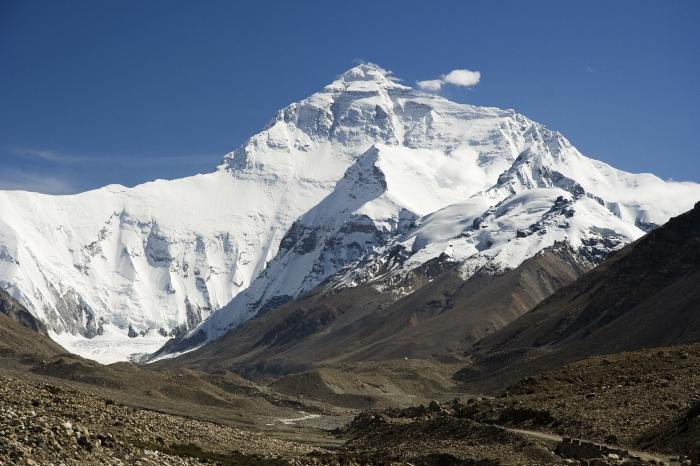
[1,0,698,193]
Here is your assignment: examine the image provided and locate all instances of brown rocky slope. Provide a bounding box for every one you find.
[0,289,65,358]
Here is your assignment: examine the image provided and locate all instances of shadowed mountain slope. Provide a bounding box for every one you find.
[0,289,64,357]
[458,202,700,390]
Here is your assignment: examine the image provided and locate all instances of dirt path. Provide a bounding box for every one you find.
[507,428,673,464]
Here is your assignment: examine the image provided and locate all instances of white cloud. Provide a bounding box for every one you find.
[442,69,481,87]
[416,68,481,93]
[416,79,443,92]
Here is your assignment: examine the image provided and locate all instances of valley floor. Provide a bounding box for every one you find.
[0,343,698,465]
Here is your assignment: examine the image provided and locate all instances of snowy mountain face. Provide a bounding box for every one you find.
[1,64,698,363]
[151,65,700,358]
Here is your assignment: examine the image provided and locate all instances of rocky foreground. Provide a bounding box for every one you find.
[0,375,315,465]
[0,343,698,465]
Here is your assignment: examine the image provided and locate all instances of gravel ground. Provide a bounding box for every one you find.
[0,374,321,465]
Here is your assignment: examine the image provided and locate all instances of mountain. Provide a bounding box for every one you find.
[1,63,698,363]
[156,66,700,359]
[457,201,700,390]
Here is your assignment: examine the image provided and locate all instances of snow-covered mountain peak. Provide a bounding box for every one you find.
[221,63,527,179]
[2,63,699,363]
[331,62,409,91]
[221,64,412,175]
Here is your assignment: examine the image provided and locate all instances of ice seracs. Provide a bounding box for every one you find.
[1,63,699,362]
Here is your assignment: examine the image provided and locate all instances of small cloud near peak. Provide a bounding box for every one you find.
[416,79,443,92]
[417,68,481,92]
[443,69,481,87]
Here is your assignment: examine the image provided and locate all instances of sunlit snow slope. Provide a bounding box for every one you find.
[1,63,698,362]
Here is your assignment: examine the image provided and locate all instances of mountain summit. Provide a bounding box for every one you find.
[0,64,698,363]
